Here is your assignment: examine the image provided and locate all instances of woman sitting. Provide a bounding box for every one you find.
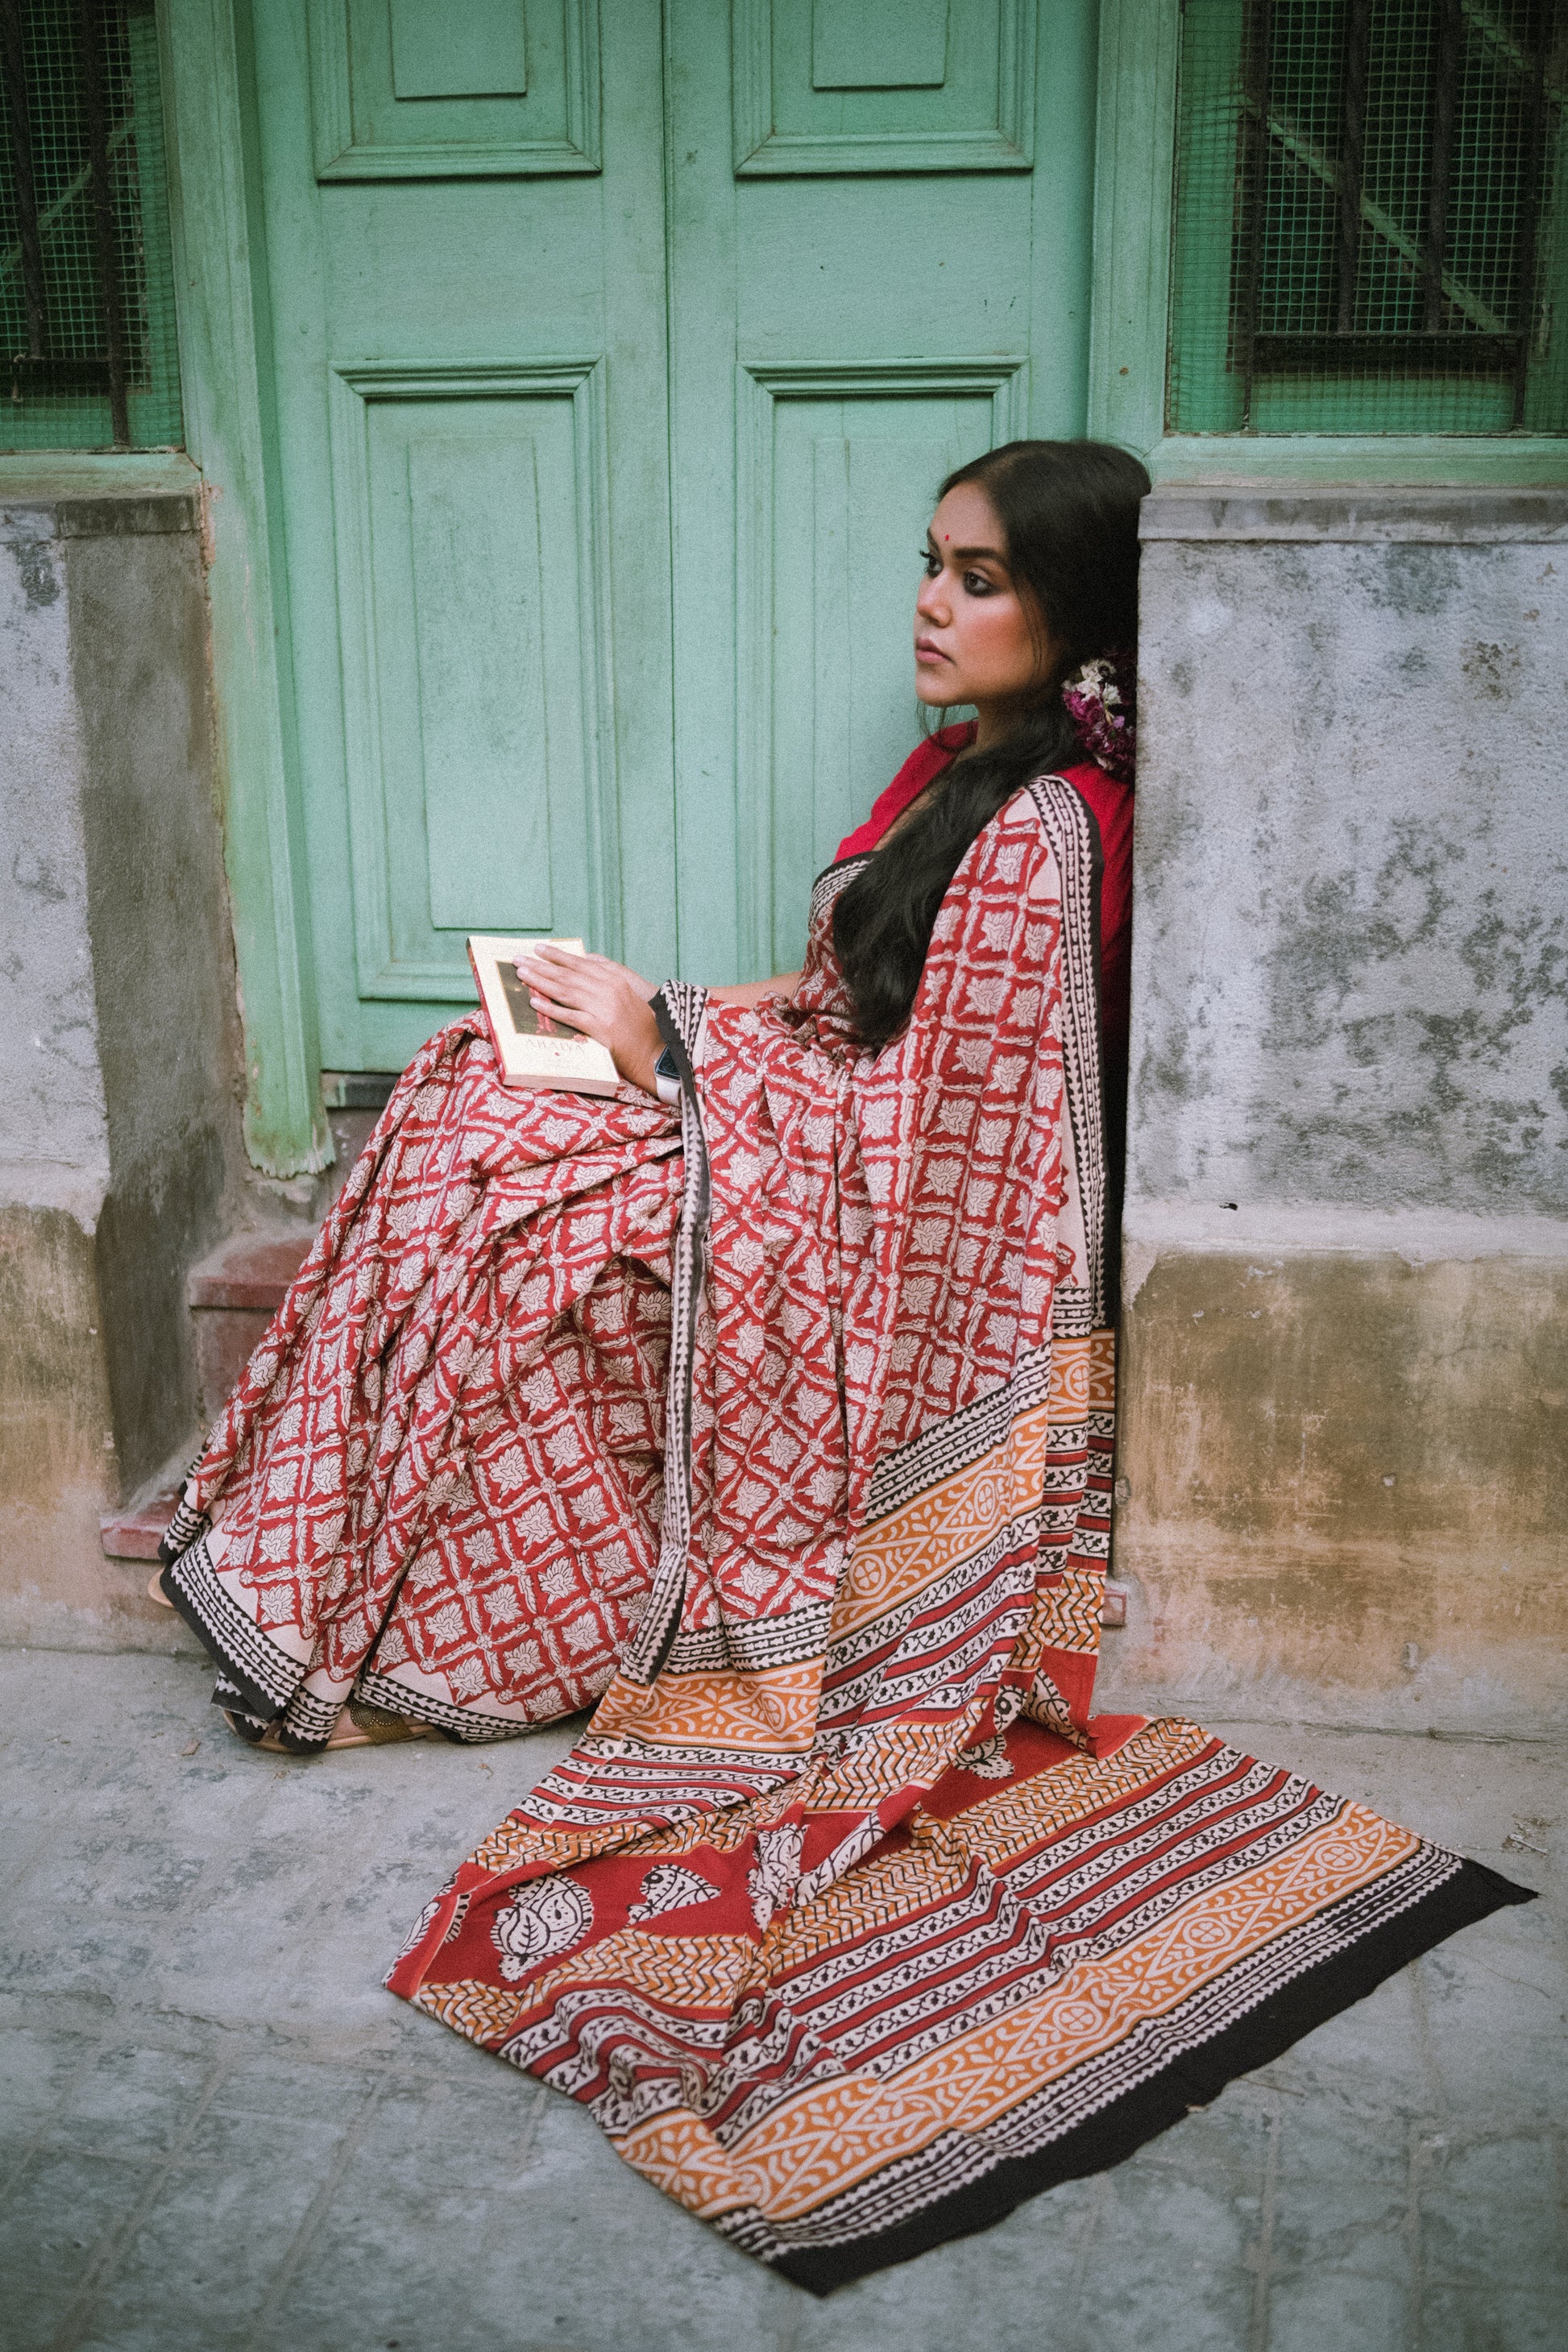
[160,437,1139,1754]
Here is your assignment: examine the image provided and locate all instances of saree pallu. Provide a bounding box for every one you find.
[387,780,1529,2289]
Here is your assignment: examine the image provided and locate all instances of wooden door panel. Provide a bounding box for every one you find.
[388,0,528,98]
[308,0,599,178]
[255,0,671,1073]
[734,0,1033,173]
[325,365,614,1038]
[740,365,1024,970]
[247,2,1091,1071]
[667,0,1096,988]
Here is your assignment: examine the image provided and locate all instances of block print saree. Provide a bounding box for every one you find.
[374,781,1529,2290]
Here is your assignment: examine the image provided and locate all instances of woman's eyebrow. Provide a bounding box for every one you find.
[927,535,1006,562]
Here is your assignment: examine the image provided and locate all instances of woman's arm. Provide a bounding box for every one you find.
[707,972,803,1008]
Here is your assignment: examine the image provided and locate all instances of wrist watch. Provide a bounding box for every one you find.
[653,1045,682,1107]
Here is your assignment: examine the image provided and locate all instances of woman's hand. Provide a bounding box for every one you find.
[514,946,664,1097]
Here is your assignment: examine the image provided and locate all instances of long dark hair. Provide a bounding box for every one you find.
[832,439,1149,1052]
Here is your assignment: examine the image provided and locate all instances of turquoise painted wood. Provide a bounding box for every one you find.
[243,1,1097,1072]
[670,0,1097,981]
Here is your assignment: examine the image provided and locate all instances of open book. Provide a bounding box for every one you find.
[466,935,621,1097]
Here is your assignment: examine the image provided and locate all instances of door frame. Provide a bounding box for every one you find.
[158,0,330,1179]
[161,0,1164,1177]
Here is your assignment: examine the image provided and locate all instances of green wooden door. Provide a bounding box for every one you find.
[246,0,1097,1071]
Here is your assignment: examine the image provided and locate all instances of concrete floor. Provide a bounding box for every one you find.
[0,1648,1562,2352]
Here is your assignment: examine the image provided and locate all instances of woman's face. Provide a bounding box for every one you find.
[915,482,1055,740]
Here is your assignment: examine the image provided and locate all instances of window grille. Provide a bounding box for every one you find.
[1168,0,1568,434]
[0,0,181,450]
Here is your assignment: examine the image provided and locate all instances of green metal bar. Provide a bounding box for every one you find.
[1422,0,1462,333]
[1238,0,1271,430]
[1263,111,1508,334]
[77,0,130,442]
[1334,0,1372,334]
[0,0,47,355]
[1512,1,1549,428]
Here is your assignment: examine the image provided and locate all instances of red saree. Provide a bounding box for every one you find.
[371,782,1528,2288]
[160,1067,687,1742]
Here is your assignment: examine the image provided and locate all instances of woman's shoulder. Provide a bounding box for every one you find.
[1036,758,1134,836]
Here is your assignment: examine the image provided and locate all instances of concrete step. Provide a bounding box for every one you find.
[100,1487,185,1562]
[188,1228,316,1431]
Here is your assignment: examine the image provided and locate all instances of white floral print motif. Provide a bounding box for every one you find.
[625,1864,723,1925]
[492,1877,595,1981]
[748,1824,803,1932]
[391,1889,447,1968]
[955,1733,1014,1781]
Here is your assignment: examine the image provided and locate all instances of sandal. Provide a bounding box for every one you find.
[222,1700,441,1753]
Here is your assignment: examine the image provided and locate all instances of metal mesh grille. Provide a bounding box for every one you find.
[1168,0,1568,435]
[0,0,182,450]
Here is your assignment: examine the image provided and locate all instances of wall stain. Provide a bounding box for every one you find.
[1366,543,1460,616]
[3,530,60,608]
[1462,640,1523,699]
[11,848,68,904]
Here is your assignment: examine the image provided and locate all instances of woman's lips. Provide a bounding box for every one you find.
[915,641,950,662]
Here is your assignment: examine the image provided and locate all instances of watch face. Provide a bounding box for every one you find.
[654,1047,678,1080]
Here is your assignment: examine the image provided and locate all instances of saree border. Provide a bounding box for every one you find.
[1023,775,1107,1328]
[625,981,713,1683]
[765,1856,1533,2293]
[160,1529,302,1721]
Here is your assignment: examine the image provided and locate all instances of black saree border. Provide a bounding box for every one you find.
[768,1856,1533,2296]
[624,981,711,1686]
[158,1531,301,1724]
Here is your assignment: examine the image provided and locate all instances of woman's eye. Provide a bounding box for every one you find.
[963,571,993,596]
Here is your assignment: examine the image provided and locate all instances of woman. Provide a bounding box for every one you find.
[164,442,1525,2288]
[159,438,1137,1754]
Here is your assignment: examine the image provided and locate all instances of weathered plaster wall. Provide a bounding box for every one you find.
[0,469,245,1650]
[0,506,110,1219]
[1106,487,1568,1734]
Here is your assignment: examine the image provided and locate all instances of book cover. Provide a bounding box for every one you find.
[466,936,621,1097]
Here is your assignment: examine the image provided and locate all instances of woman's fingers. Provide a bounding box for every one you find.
[514,948,656,1002]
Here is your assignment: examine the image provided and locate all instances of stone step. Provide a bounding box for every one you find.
[187,1228,316,1432]
[100,1488,184,1562]
[187,1228,317,1312]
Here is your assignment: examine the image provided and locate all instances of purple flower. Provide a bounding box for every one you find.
[1061,647,1136,784]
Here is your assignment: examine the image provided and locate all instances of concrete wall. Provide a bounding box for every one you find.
[0,467,247,1649]
[1105,486,1568,1736]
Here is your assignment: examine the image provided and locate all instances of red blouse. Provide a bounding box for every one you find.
[835,724,1135,1067]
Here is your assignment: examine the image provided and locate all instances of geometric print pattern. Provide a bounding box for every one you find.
[385,774,1533,2284]
[161,1021,687,1747]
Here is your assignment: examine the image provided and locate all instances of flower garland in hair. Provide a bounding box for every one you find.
[1061,646,1136,784]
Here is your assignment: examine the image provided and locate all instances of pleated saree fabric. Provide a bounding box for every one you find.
[387,781,1528,2290]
